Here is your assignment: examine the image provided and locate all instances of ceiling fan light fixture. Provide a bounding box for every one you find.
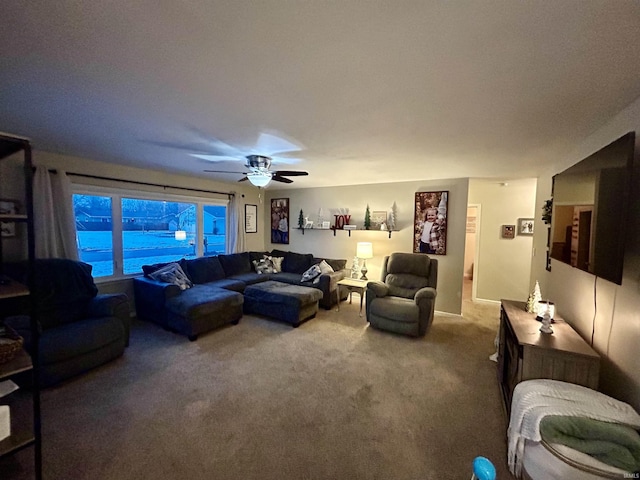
[247,171,272,187]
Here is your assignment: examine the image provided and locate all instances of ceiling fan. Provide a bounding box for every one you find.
[205,154,308,187]
[145,129,308,187]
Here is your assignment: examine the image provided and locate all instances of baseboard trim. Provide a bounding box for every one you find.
[471,298,501,306]
[435,310,463,318]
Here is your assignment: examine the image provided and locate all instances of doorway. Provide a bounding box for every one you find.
[463,205,480,305]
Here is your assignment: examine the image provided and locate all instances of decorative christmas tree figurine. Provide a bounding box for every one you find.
[526,281,542,313]
[364,204,371,230]
[298,209,304,229]
[388,201,398,231]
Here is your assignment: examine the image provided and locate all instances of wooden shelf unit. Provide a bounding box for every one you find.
[0,133,41,479]
[497,299,600,417]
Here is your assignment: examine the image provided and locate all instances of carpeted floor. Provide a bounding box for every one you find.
[2,293,514,480]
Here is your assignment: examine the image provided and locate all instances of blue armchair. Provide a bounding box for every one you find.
[4,259,130,387]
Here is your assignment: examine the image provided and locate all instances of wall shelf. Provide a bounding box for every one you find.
[297,227,397,238]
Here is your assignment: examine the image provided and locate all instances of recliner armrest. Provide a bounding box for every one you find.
[414,287,437,302]
[367,281,389,298]
[88,293,129,318]
[88,293,131,346]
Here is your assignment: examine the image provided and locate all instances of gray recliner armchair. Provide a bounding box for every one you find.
[365,252,438,337]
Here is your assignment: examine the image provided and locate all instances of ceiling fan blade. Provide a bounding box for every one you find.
[203,169,247,174]
[193,154,244,162]
[271,175,294,184]
[272,170,308,176]
[254,132,302,156]
[142,139,215,153]
[183,125,241,155]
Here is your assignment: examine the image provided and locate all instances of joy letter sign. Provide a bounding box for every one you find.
[333,214,351,229]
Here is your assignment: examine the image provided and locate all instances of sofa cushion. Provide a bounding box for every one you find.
[203,278,246,292]
[282,252,314,274]
[227,272,270,286]
[270,272,318,289]
[313,258,346,271]
[218,252,252,277]
[184,256,226,284]
[165,285,243,320]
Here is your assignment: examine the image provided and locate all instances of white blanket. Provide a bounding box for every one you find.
[507,379,640,477]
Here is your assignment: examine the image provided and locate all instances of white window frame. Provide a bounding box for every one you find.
[72,184,228,282]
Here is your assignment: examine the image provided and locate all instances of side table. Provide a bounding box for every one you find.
[336,278,367,316]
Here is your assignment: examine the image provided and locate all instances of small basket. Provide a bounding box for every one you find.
[0,324,24,364]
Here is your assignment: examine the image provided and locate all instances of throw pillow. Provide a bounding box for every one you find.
[318,259,334,274]
[301,264,322,282]
[265,255,284,273]
[149,263,193,290]
[253,258,275,274]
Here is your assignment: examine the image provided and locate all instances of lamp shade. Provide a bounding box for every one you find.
[356,242,373,259]
[247,172,272,187]
[174,230,187,241]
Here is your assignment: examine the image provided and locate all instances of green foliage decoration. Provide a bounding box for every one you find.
[364,204,371,230]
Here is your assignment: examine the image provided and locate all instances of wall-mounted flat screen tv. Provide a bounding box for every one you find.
[550,131,635,285]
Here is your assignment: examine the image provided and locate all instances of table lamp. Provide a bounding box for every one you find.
[356,242,373,280]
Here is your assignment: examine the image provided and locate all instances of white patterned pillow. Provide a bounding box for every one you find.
[149,263,193,290]
[268,256,284,273]
[252,258,275,274]
[318,259,334,274]
[301,264,322,282]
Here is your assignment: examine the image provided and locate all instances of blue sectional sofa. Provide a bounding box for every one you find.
[133,250,348,340]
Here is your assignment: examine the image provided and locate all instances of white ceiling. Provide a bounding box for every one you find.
[1,1,640,189]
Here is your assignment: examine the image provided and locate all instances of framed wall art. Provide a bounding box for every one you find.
[502,224,515,239]
[270,198,289,244]
[245,204,257,233]
[413,191,448,255]
[517,218,534,236]
[370,211,387,230]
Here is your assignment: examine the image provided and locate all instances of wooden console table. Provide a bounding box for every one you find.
[497,299,600,416]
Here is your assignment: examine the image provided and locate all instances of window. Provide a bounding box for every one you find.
[74,194,114,277]
[73,190,227,279]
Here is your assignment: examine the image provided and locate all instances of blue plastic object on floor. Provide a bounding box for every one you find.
[471,456,496,480]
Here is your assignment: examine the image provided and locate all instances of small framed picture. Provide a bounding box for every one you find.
[0,199,18,238]
[518,218,535,236]
[245,204,257,233]
[371,211,387,230]
[501,225,515,239]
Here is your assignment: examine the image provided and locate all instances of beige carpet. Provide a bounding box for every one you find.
[2,294,514,480]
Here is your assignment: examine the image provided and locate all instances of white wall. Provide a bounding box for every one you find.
[468,178,537,302]
[531,96,640,412]
[265,177,469,315]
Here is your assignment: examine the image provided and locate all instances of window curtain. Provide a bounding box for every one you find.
[225,194,245,253]
[33,167,79,260]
